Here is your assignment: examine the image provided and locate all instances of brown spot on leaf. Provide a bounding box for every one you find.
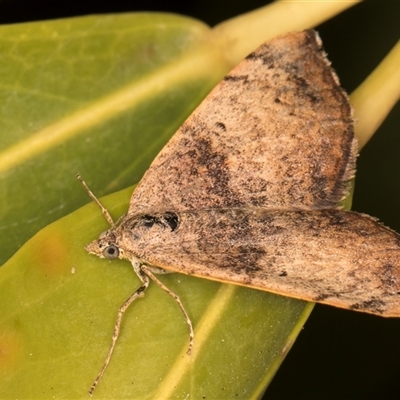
[0,331,21,372]
[33,229,69,278]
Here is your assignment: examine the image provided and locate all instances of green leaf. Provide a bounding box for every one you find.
[0,187,313,398]
[0,2,366,398]
[0,12,219,265]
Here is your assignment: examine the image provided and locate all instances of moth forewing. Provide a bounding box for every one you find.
[128,30,357,215]
[125,209,400,317]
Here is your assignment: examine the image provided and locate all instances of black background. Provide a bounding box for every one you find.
[1,1,399,398]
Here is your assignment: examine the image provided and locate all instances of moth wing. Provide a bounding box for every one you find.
[129,30,357,214]
[132,209,400,317]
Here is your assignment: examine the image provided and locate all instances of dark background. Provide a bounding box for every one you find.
[1,1,399,398]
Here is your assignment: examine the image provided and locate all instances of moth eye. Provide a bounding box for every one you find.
[103,245,119,260]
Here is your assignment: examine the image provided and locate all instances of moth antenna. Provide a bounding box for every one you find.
[76,173,115,227]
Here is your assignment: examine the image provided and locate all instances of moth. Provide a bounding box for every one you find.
[79,30,400,394]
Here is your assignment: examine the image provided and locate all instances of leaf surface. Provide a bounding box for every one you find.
[0,13,219,264]
[0,187,313,398]
[0,3,363,398]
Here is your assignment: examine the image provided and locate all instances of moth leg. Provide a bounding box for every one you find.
[142,265,194,356]
[88,273,150,396]
[143,265,172,274]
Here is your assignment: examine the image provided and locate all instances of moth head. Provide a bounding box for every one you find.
[85,230,124,260]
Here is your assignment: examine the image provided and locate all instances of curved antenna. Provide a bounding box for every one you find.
[76,173,115,227]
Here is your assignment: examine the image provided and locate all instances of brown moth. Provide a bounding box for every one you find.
[79,30,400,394]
